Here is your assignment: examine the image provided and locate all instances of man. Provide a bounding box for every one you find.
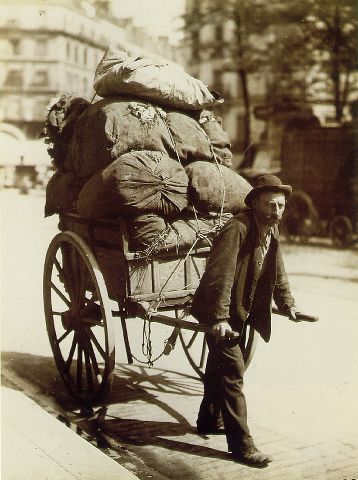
[191,174,300,468]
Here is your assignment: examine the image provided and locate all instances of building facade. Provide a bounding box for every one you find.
[182,0,358,171]
[0,0,180,185]
[182,0,266,168]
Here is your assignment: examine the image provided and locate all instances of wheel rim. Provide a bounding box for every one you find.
[179,324,258,379]
[43,232,115,403]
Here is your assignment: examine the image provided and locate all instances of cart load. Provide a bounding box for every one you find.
[42,49,252,254]
[42,49,318,404]
[93,47,222,111]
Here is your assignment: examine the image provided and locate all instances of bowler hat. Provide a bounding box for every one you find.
[245,174,292,207]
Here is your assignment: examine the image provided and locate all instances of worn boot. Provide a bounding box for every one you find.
[231,445,273,468]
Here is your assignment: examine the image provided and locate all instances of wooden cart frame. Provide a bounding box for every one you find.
[43,213,315,405]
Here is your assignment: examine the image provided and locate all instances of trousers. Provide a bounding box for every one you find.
[197,334,254,451]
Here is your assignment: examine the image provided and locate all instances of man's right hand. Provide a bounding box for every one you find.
[212,321,236,341]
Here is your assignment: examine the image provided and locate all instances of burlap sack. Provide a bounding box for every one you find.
[64,98,224,178]
[164,111,213,164]
[94,48,222,111]
[77,151,188,220]
[170,212,232,250]
[40,96,89,171]
[45,171,84,217]
[64,98,174,178]
[185,161,252,213]
[127,214,167,251]
[127,211,232,253]
[198,110,233,167]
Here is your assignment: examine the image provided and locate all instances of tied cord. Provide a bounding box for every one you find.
[131,318,169,367]
[130,111,229,365]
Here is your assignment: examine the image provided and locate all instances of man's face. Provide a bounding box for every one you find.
[252,191,286,227]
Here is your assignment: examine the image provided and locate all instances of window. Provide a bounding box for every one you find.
[215,23,223,43]
[66,41,71,59]
[191,30,200,61]
[34,38,47,56]
[83,47,87,65]
[31,70,49,86]
[4,70,23,87]
[213,24,224,57]
[9,38,21,55]
[212,70,223,93]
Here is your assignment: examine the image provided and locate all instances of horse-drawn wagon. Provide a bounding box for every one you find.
[280,125,358,247]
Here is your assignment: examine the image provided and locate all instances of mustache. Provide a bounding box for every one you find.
[267,215,280,222]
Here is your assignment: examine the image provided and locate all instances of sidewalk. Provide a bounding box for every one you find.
[1,386,139,480]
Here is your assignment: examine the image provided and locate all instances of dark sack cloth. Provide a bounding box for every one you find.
[170,212,232,250]
[45,171,84,217]
[127,211,232,253]
[185,161,252,213]
[93,48,221,111]
[127,214,167,251]
[40,96,89,171]
[198,110,233,167]
[164,111,213,164]
[77,151,188,220]
[65,98,220,178]
[64,98,174,179]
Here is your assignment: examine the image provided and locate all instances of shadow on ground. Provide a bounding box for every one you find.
[1,352,222,459]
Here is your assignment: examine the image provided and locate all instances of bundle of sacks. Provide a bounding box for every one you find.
[44,47,252,254]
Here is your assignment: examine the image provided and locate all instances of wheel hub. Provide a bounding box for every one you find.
[60,302,102,331]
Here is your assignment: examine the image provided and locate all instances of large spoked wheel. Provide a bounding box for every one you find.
[43,232,115,404]
[329,215,353,248]
[179,324,259,379]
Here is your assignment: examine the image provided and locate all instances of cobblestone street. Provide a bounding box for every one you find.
[1,188,358,479]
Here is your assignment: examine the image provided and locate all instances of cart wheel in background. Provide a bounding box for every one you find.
[43,232,115,404]
[179,324,258,379]
[281,190,318,242]
[329,215,353,248]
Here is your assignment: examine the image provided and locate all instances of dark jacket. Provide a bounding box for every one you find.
[190,210,295,342]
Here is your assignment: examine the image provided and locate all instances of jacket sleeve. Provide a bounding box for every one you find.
[198,218,246,323]
[273,246,295,311]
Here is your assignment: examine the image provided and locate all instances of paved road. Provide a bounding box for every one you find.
[1,188,358,479]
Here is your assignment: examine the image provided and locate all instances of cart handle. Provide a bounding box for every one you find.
[272,307,318,322]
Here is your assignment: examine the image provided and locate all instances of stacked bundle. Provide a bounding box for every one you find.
[44,48,252,253]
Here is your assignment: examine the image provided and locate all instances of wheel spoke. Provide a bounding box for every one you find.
[88,329,106,360]
[57,329,72,344]
[187,330,199,350]
[50,281,71,307]
[53,256,65,279]
[64,334,77,373]
[82,329,102,376]
[84,349,94,393]
[58,245,76,302]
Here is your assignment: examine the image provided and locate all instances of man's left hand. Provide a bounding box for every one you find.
[288,307,301,322]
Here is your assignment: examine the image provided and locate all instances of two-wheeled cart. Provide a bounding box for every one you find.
[43,213,317,405]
